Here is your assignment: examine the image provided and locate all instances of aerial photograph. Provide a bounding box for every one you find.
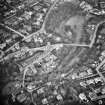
[1,0,105,105]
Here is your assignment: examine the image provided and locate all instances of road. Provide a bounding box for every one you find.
[1,0,103,54]
[0,0,61,53]
[95,59,105,83]
[89,20,105,48]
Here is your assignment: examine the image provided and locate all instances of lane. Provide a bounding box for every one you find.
[63,43,89,47]
[40,0,60,32]
[0,23,25,38]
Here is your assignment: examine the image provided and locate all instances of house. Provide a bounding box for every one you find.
[56,94,63,101]
[79,71,87,78]
[99,0,105,9]
[86,79,95,85]
[80,81,87,88]
[94,77,103,84]
[101,87,105,94]
[88,92,97,100]
[79,93,89,102]
[42,98,48,104]
[71,72,78,79]
[87,69,93,75]
[37,87,44,94]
